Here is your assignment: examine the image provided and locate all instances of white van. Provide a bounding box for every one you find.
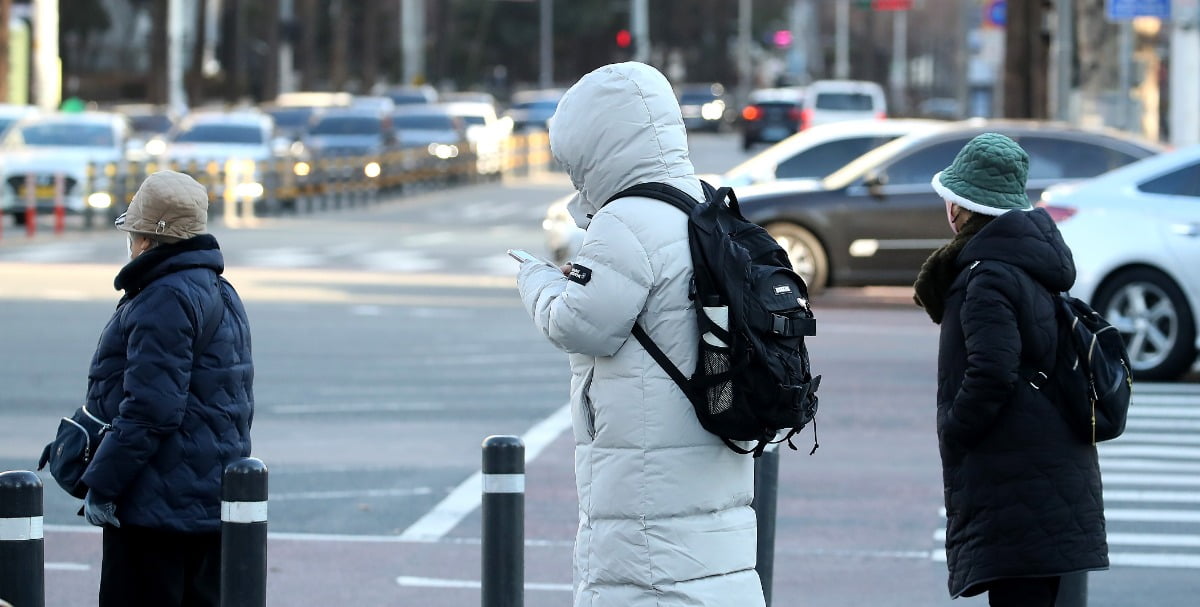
[803,80,887,127]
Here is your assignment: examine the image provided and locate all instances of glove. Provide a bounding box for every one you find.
[83,490,121,528]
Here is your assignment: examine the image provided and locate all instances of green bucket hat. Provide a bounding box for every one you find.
[931,132,1032,216]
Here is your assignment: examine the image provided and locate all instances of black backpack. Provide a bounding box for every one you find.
[606,182,821,457]
[966,261,1132,444]
[1032,294,1133,443]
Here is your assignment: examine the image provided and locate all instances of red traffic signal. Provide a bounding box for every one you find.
[616,29,632,48]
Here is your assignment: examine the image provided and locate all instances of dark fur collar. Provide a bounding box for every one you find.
[115,234,222,295]
[913,214,993,324]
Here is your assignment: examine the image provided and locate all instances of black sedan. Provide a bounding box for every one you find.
[736,121,1166,292]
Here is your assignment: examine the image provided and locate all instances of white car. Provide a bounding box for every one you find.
[1039,145,1200,380]
[803,79,887,127]
[0,112,130,224]
[160,110,294,207]
[543,119,945,264]
[442,101,513,177]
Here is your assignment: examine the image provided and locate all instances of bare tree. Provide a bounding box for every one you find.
[1004,0,1049,118]
[262,0,280,100]
[330,0,349,90]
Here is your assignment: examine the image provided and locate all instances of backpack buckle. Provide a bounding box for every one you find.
[1028,371,1049,390]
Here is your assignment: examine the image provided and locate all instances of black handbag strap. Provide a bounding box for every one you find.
[192,279,225,366]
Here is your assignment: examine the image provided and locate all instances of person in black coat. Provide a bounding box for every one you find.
[80,170,254,607]
[914,134,1108,606]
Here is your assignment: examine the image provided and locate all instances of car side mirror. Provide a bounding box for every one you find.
[864,170,888,197]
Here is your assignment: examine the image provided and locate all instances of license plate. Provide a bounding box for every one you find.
[763,127,789,141]
[18,185,56,199]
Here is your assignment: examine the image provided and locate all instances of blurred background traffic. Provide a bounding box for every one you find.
[0,0,1197,382]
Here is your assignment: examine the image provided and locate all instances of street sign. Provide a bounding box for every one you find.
[1107,0,1170,20]
[872,0,913,10]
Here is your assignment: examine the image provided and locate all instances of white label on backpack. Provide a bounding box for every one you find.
[774,285,792,295]
[703,306,730,348]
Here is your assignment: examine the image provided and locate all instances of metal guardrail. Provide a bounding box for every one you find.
[0,133,555,239]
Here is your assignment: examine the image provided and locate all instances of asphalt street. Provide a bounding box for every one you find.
[1,133,1198,606]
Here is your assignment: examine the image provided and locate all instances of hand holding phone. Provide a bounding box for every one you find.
[507,249,540,264]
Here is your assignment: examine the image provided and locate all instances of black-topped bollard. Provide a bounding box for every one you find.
[752,445,780,607]
[220,458,268,607]
[1058,572,1087,607]
[482,435,524,607]
[0,471,44,607]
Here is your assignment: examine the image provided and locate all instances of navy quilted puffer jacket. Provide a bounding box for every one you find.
[82,234,254,533]
[936,209,1108,597]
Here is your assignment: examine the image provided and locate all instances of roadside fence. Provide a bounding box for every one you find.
[0,132,555,241]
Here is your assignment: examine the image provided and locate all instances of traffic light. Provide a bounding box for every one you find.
[616,29,632,49]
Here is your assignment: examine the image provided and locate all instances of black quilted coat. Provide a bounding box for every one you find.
[81,235,254,533]
[935,209,1108,597]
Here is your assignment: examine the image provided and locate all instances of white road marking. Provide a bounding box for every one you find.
[1102,459,1200,473]
[1106,532,1200,548]
[271,402,444,414]
[396,403,571,542]
[1115,433,1200,445]
[396,576,572,592]
[1128,404,1200,417]
[1126,419,1200,431]
[1102,490,1200,504]
[1098,445,1200,460]
[1104,509,1200,523]
[1108,553,1200,569]
[271,487,434,501]
[1103,473,1200,486]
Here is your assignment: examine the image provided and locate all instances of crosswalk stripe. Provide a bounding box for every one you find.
[1126,419,1200,431]
[1131,384,1200,394]
[1114,433,1200,445]
[1099,445,1200,459]
[1129,405,1200,418]
[1103,473,1200,486]
[1108,553,1200,569]
[1102,459,1200,473]
[1105,508,1200,523]
[1103,490,1200,504]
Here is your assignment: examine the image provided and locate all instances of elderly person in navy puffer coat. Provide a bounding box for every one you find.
[80,170,254,607]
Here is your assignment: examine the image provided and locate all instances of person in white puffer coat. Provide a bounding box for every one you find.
[516,62,765,607]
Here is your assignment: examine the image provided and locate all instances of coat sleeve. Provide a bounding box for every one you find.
[83,285,198,501]
[945,266,1022,447]
[517,211,653,357]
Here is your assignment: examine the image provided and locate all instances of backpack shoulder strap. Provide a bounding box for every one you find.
[192,278,225,366]
[604,181,712,214]
[631,323,691,394]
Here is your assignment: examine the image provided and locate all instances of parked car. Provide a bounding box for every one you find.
[1037,145,1200,380]
[724,119,945,188]
[0,104,37,137]
[385,84,439,106]
[110,103,180,160]
[803,79,887,127]
[301,107,396,186]
[0,111,130,224]
[441,101,513,178]
[350,95,397,115]
[739,87,805,150]
[678,83,729,132]
[392,107,474,181]
[542,119,944,264]
[159,110,297,209]
[504,89,564,132]
[266,91,353,141]
[731,120,1164,293]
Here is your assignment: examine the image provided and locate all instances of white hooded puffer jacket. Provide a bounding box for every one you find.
[517,63,764,607]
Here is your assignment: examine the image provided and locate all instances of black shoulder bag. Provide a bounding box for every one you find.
[38,285,225,499]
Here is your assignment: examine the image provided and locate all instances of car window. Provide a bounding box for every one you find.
[268,108,315,128]
[776,136,890,180]
[174,124,264,145]
[882,140,969,186]
[1020,137,1142,181]
[1137,162,1200,197]
[458,115,487,126]
[129,115,173,134]
[17,122,114,147]
[393,114,455,130]
[814,93,875,111]
[310,116,381,136]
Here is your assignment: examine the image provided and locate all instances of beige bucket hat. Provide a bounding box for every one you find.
[115,170,209,243]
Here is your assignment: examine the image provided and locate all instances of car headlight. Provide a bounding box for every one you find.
[86,192,113,209]
[234,182,264,199]
[144,138,167,156]
[293,161,311,177]
[701,100,726,121]
[364,161,381,178]
[427,143,459,159]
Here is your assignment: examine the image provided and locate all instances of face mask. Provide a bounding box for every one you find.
[126,235,135,260]
[945,200,960,235]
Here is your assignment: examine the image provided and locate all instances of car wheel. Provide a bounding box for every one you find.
[742,137,753,151]
[1093,268,1198,381]
[765,222,828,294]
